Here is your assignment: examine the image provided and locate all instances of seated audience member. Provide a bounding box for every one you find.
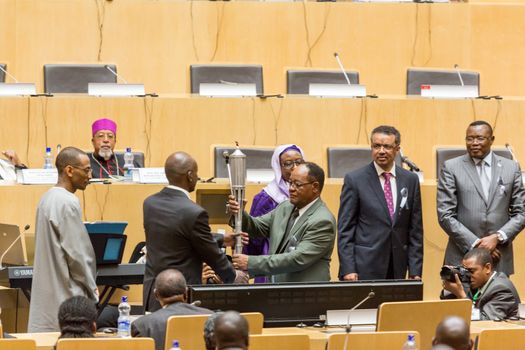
[203,312,224,350]
[442,248,520,320]
[89,118,141,178]
[214,311,249,350]
[0,149,27,180]
[432,316,473,350]
[57,296,97,339]
[245,144,304,283]
[131,268,213,350]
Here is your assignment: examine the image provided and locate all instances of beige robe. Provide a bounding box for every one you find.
[28,187,97,332]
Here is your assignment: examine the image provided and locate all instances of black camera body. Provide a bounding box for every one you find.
[440,265,471,283]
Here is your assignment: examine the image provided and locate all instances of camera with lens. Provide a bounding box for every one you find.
[440,265,471,283]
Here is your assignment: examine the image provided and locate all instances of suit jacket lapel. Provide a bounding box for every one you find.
[487,154,503,208]
[366,163,392,224]
[462,156,488,206]
[271,204,294,254]
[394,167,407,226]
[281,199,323,252]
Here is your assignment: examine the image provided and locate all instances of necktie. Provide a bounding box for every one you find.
[478,160,490,199]
[383,172,395,220]
[277,208,300,253]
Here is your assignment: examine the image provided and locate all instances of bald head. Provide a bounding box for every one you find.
[56,147,86,174]
[164,152,199,191]
[214,311,249,350]
[154,269,187,306]
[433,316,472,350]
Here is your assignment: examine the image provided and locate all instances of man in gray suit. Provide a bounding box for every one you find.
[131,268,213,350]
[437,120,525,275]
[443,248,520,320]
[231,162,336,282]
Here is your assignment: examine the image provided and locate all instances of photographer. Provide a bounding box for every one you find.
[441,248,520,320]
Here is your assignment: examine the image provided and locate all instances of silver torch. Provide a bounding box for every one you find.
[224,143,247,254]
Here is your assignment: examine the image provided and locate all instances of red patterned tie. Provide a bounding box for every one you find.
[383,172,394,219]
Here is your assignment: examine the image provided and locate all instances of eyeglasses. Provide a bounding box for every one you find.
[71,165,92,174]
[465,136,489,143]
[372,143,397,151]
[288,180,315,189]
[281,159,304,169]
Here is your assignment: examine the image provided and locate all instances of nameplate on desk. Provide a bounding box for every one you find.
[199,83,257,97]
[420,85,478,98]
[247,169,274,183]
[309,83,366,98]
[325,308,377,326]
[88,83,145,97]
[132,168,168,184]
[0,83,37,96]
[17,169,58,184]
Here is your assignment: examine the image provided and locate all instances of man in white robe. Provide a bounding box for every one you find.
[28,147,98,332]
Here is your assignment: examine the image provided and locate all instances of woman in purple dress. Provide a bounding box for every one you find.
[244,144,305,282]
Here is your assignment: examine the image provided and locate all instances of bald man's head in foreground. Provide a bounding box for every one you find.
[432,316,473,350]
[214,311,249,350]
[164,152,199,192]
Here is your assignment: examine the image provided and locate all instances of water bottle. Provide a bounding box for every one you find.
[117,296,131,337]
[170,340,181,350]
[402,334,417,350]
[43,147,53,169]
[123,147,134,181]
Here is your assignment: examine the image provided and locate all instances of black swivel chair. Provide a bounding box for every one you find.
[435,147,512,178]
[406,68,480,95]
[286,70,359,94]
[44,64,117,93]
[190,64,264,95]
[327,146,403,178]
[213,146,273,178]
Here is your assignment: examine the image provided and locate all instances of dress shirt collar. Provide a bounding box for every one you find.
[166,185,191,199]
[297,197,319,217]
[373,161,397,178]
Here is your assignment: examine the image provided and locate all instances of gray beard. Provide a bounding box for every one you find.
[98,149,113,161]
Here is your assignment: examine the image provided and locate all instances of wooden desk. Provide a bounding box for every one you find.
[0,180,523,304]
[2,1,525,96]
[2,95,525,180]
[13,321,525,350]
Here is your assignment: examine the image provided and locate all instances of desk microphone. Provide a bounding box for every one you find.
[345,291,375,333]
[399,148,421,172]
[454,64,465,87]
[0,65,19,83]
[333,52,352,86]
[342,291,375,350]
[0,224,30,270]
[104,65,129,84]
[505,143,519,167]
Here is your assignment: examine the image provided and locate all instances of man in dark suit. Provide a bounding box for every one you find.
[132,269,213,350]
[437,120,525,275]
[432,316,473,350]
[443,248,520,320]
[214,311,249,350]
[338,125,423,281]
[143,151,238,312]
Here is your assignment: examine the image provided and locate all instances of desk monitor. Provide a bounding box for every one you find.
[189,279,423,327]
[0,223,28,266]
[85,222,128,266]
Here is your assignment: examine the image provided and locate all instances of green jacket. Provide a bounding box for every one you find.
[243,198,336,282]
